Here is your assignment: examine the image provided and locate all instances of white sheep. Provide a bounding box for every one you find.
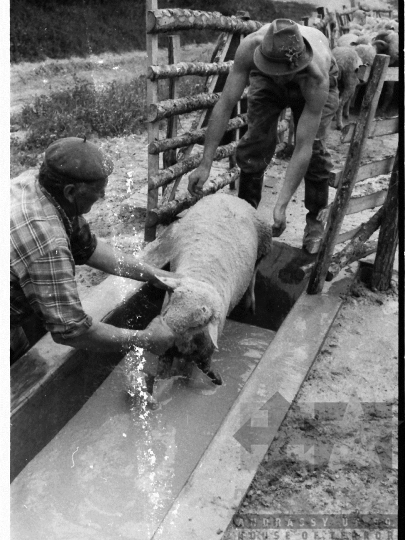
[128,193,273,399]
[354,43,376,65]
[332,46,363,129]
[337,33,359,47]
[372,30,399,114]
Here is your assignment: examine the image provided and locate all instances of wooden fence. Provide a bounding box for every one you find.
[142,1,321,241]
[307,55,399,293]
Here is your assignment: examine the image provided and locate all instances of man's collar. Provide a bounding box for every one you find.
[37,180,74,236]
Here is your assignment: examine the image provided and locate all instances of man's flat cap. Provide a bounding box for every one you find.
[44,137,114,183]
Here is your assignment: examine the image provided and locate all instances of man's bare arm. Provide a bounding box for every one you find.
[52,316,175,356]
[273,79,329,235]
[87,239,182,286]
[188,45,252,195]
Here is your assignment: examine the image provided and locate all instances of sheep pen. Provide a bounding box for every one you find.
[9,1,399,538]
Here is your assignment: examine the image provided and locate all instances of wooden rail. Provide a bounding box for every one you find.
[143,2,268,240]
[308,53,398,293]
[146,8,263,35]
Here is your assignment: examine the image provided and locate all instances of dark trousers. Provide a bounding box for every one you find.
[236,61,339,215]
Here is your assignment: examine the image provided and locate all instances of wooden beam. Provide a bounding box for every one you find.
[346,189,387,214]
[148,87,249,122]
[162,35,181,196]
[329,155,395,188]
[357,65,398,84]
[145,0,160,242]
[146,8,263,35]
[148,114,247,154]
[371,150,399,290]
[340,117,399,143]
[147,60,233,81]
[307,54,390,294]
[146,168,240,227]
[327,204,385,278]
[148,142,238,190]
[336,226,361,244]
[161,32,236,206]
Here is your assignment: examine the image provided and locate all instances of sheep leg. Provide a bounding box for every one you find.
[240,261,260,315]
[379,81,395,116]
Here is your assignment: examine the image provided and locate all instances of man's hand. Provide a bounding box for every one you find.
[138,316,175,356]
[188,166,210,197]
[272,206,287,237]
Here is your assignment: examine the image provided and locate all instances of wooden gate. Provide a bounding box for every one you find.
[307,54,399,293]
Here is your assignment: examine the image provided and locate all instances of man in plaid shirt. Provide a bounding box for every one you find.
[11,137,179,362]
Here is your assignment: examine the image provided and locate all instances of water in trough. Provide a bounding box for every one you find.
[11,243,313,539]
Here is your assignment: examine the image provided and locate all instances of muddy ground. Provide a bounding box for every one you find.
[10,32,399,540]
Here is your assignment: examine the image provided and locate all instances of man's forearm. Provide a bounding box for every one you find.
[87,240,176,282]
[276,146,312,210]
[200,101,235,168]
[52,321,146,353]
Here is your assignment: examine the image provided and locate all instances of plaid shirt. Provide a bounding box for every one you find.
[10,174,97,339]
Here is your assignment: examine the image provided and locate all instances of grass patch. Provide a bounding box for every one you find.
[11,74,205,170]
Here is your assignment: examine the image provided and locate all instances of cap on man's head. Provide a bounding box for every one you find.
[254,19,313,76]
[44,137,114,183]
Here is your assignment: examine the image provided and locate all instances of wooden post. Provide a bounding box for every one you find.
[164,31,235,200]
[145,0,159,242]
[371,150,399,291]
[162,34,180,202]
[307,54,390,294]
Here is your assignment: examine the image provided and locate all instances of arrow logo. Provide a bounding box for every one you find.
[233,391,290,453]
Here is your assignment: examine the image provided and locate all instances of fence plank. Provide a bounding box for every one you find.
[146,168,240,227]
[145,0,160,242]
[340,116,399,143]
[148,87,249,122]
[147,8,263,35]
[147,60,233,80]
[329,156,395,188]
[328,205,385,278]
[346,189,387,214]
[307,54,390,294]
[163,35,181,198]
[149,142,238,190]
[148,114,247,154]
[371,150,399,290]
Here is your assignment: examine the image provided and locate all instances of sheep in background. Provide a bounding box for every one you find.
[337,33,359,47]
[347,9,368,33]
[372,30,399,115]
[332,46,363,129]
[354,43,377,65]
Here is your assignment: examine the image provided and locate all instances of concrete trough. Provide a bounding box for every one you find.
[11,237,351,539]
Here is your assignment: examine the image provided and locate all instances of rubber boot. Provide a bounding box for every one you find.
[238,170,264,209]
[302,213,325,254]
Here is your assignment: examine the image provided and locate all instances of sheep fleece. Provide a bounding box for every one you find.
[153,193,272,362]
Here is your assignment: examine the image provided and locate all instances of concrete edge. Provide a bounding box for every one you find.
[151,288,345,540]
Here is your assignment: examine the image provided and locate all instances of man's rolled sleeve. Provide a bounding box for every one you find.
[22,242,93,339]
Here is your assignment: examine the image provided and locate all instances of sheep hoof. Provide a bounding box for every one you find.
[205,369,223,386]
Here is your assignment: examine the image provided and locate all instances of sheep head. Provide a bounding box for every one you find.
[154,275,223,354]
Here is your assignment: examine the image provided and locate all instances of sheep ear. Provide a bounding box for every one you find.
[154,275,182,292]
[207,320,219,350]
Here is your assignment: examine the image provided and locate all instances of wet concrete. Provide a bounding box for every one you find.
[11,320,275,540]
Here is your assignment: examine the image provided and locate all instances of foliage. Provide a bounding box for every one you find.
[11,0,316,63]
[11,74,204,165]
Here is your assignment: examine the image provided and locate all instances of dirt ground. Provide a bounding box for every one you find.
[10,31,399,539]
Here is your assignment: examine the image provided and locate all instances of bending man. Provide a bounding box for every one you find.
[11,137,180,362]
[188,19,339,254]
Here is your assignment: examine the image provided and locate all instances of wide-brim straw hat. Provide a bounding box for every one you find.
[253,19,313,76]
